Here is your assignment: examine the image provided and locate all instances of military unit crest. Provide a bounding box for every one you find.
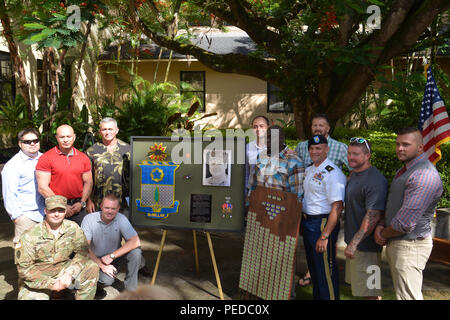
[136,143,180,219]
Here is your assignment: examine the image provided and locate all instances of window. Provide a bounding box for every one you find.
[267,83,292,113]
[180,71,205,112]
[0,51,15,103]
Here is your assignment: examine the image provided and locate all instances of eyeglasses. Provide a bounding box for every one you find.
[350,137,370,152]
[21,139,40,145]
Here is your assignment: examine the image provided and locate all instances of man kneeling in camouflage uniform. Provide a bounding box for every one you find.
[15,195,99,300]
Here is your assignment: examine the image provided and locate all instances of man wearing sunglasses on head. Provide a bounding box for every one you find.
[1,128,45,247]
[344,137,388,300]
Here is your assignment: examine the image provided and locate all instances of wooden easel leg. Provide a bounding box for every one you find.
[206,232,224,300]
[193,230,200,273]
[151,229,167,285]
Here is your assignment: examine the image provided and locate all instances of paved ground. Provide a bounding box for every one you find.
[0,209,449,300]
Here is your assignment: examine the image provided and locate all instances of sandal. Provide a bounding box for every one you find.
[298,276,312,287]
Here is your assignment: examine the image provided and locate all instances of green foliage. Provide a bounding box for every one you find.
[347,64,450,131]
[0,95,34,144]
[16,0,106,49]
[114,77,202,142]
[436,144,450,208]
[371,71,427,131]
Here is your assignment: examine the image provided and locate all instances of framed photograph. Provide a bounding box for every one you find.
[202,149,231,187]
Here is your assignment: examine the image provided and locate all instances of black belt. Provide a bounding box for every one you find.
[67,198,81,205]
[302,213,329,220]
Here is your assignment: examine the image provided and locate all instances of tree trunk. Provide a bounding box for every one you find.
[47,48,58,116]
[41,49,50,149]
[70,21,92,114]
[0,0,32,120]
[292,96,306,140]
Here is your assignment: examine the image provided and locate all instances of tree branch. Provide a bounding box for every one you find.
[128,0,277,81]
[377,0,450,63]
[223,0,283,55]
[327,0,449,122]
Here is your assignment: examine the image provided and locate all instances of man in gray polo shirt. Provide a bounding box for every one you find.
[81,193,142,298]
[344,137,388,300]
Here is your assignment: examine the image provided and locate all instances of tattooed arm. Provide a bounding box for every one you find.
[345,209,382,259]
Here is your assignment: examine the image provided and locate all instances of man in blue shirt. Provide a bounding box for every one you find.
[1,128,45,245]
[81,193,142,298]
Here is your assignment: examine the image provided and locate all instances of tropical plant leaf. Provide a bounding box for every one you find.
[23,23,47,30]
[187,101,199,117]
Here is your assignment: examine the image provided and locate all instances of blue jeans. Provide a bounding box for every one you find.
[301,216,340,300]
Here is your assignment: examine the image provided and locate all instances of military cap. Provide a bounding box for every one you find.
[45,195,67,210]
[308,135,328,149]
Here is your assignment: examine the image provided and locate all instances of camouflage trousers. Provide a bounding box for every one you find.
[18,259,99,300]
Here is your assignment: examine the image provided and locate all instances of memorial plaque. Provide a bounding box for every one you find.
[239,186,302,300]
[131,136,246,232]
[190,194,212,223]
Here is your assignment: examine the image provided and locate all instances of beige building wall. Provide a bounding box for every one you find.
[97,59,294,129]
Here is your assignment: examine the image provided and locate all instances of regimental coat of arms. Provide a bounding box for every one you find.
[136,143,180,219]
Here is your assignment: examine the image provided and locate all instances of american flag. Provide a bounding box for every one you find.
[418,66,450,165]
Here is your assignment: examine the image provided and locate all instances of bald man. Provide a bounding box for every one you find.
[375,127,443,300]
[36,125,93,226]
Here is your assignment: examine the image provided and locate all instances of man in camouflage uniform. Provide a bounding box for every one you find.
[15,195,99,300]
[86,118,130,214]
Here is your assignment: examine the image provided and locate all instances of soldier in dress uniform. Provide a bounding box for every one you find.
[15,195,99,300]
[301,135,346,300]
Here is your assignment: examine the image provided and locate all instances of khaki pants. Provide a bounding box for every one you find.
[13,216,39,244]
[386,237,433,300]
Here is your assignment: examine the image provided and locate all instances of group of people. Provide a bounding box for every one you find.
[2,119,151,300]
[246,114,443,300]
[1,113,444,300]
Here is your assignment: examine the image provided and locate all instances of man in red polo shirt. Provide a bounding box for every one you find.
[36,124,93,225]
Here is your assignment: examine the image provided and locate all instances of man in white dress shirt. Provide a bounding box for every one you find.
[301,135,346,300]
[1,128,45,245]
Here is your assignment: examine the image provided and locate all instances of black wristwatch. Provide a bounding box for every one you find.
[80,201,86,209]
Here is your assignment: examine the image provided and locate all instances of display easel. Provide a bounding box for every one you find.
[151,229,224,300]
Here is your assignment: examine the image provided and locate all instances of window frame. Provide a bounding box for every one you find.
[267,82,292,113]
[180,71,206,112]
[0,51,15,103]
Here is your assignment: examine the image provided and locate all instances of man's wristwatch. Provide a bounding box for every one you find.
[110,253,116,260]
[80,201,86,209]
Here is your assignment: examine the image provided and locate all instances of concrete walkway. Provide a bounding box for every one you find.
[0,210,449,300]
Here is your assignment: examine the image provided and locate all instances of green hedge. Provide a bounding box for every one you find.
[286,128,450,208]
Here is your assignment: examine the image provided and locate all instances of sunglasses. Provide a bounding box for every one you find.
[350,137,370,152]
[21,139,40,145]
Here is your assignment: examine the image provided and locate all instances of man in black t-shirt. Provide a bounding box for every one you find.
[344,137,388,300]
